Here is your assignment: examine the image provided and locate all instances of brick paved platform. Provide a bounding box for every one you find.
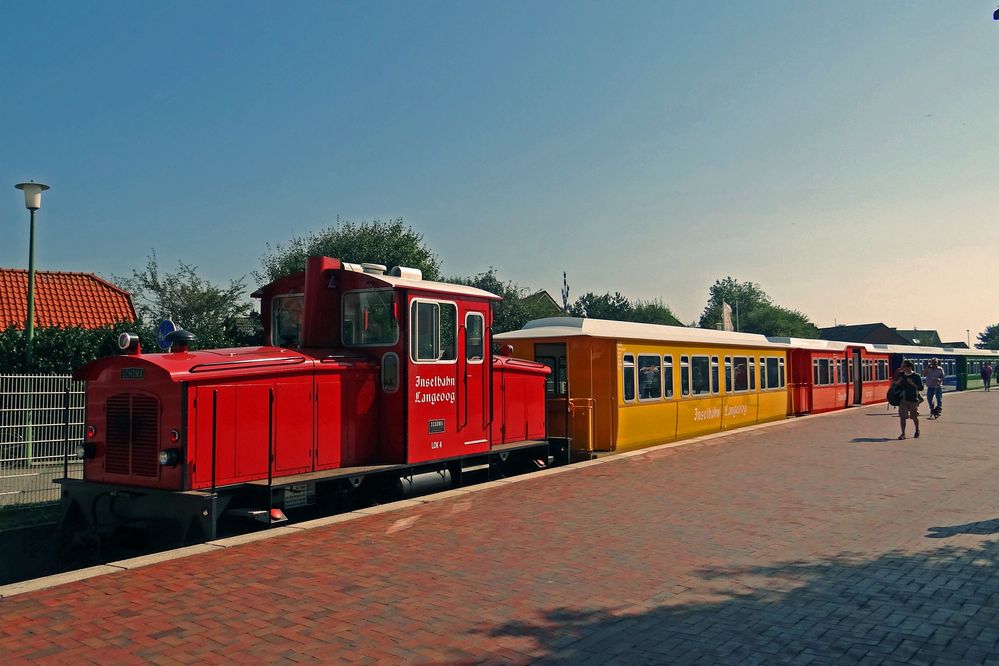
[2,392,999,664]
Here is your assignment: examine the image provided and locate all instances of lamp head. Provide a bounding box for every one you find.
[14,181,50,211]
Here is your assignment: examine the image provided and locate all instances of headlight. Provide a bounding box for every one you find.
[158,449,181,466]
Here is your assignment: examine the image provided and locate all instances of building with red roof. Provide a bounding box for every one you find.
[0,268,136,330]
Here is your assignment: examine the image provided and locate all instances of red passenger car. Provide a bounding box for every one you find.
[61,257,549,544]
[783,339,891,415]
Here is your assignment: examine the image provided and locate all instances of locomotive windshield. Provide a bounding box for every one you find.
[343,289,398,346]
[272,294,303,347]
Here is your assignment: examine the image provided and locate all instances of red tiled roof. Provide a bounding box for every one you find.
[0,269,136,330]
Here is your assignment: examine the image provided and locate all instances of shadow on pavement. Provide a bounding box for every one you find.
[850,437,895,443]
[481,540,999,664]
[926,519,999,539]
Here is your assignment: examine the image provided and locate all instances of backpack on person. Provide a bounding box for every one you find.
[886,385,902,407]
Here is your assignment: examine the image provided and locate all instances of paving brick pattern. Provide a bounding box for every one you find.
[3,394,999,664]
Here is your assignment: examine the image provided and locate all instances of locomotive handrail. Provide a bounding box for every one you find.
[189,356,306,373]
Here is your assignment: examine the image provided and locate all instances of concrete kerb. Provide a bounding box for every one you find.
[0,394,941,598]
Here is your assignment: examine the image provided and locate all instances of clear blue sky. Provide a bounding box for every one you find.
[2,2,997,342]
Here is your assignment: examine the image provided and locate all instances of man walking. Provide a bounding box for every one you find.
[895,360,924,439]
[924,358,945,418]
[982,362,993,392]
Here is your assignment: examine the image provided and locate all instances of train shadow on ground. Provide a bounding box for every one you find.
[478,540,999,664]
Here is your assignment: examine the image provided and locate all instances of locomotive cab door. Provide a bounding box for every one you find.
[406,297,491,463]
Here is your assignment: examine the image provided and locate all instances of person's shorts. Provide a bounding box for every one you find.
[899,400,919,419]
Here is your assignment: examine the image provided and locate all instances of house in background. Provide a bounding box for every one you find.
[894,328,942,347]
[942,341,969,349]
[0,269,136,330]
[818,323,913,345]
[519,290,562,317]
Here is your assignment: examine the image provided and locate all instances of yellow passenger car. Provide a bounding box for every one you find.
[495,318,790,458]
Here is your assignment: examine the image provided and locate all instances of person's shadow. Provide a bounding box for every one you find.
[850,437,894,443]
[926,519,999,538]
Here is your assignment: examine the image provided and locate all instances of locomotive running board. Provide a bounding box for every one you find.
[244,440,548,490]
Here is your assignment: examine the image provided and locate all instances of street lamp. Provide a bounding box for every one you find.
[14,181,49,369]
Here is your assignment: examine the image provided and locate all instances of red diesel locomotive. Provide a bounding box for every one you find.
[60,257,550,545]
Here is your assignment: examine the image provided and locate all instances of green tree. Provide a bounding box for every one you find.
[698,277,818,338]
[451,268,560,335]
[256,217,441,284]
[569,292,633,320]
[976,325,999,350]
[698,277,772,330]
[743,305,819,338]
[115,252,256,350]
[630,298,683,327]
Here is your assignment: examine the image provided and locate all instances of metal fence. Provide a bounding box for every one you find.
[0,374,85,508]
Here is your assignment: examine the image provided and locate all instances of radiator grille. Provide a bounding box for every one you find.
[104,393,160,477]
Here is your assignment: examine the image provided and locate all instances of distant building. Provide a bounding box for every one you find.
[818,323,912,345]
[941,341,969,349]
[0,268,136,330]
[894,329,942,347]
[519,290,562,316]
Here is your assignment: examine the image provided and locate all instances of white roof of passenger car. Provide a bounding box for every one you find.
[496,317,999,357]
[495,317,789,349]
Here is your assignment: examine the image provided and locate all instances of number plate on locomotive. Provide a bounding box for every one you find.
[428,419,445,434]
[120,368,144,380]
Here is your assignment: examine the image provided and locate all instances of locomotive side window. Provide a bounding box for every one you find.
[381,353,400,393]
[638,354,661,400]
[759,357,767,390]
[748,358,755,390]
[465,313,484,362]
[623,355,636,402]
[725,357,732,392]
[663,355,674,398]
[271,294,304,347]
[343,290,398,347]
[839,359,849,384]
[711,356,720,394]
[410,300,457,362]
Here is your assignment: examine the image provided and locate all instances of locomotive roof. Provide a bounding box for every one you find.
[343,268,502,301]
[252,262,501,301]
[496,317,789,349]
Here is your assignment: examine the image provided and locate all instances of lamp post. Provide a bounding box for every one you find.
[14,181,49,370]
